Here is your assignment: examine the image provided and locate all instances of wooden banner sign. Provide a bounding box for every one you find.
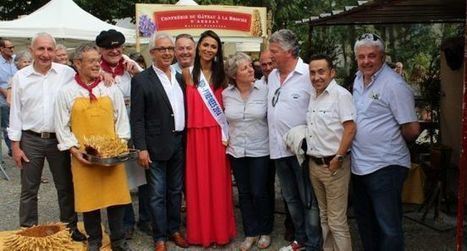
[136,4,267,38]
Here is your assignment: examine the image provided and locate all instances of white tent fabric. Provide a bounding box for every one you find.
[0,0,136,43]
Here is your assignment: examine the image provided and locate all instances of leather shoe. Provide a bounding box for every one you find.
[169,231,189,248]
[154,241,167,251]
[70,228,87,242]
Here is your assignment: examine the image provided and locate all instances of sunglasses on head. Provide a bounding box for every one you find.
[358,33,382,42]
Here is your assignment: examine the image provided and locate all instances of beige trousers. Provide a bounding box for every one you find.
[309,156,352,251]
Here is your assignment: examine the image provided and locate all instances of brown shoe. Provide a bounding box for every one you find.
[169,231,189,248]
[154,241,167,251]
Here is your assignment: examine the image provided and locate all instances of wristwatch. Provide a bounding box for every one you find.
[336,154,345,162]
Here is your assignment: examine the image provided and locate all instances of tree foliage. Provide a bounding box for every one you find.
[1,0,461,98]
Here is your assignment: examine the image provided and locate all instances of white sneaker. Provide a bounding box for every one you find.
[279,240,305,251]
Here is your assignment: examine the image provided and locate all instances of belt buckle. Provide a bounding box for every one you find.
[41,132,50,139]
[320,157,326,165]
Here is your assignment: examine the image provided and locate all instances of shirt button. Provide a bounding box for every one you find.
[171,114,174,117]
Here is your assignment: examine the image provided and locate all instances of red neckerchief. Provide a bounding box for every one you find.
[100,57,125,78]
[74,74,101,102]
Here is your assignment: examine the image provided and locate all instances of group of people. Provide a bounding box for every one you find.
[1,26,420,251]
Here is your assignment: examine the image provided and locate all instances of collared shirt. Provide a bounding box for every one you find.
[306,80,355,157]
[110,56,143,107]
[171,63,182,74]
[351,63,417,175]
[152,65,185,131]
[222,81,269,158]
[257,75,268,85]
[8,63,75,141]
[0,54,17,106]
[54,80,130,151]
[267,57,312,159]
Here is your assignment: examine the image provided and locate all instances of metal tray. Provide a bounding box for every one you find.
[83,149,139,167]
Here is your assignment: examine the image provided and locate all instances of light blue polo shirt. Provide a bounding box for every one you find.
[351,64,417,175]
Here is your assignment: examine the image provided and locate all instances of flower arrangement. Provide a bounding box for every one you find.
[138,15,156,37]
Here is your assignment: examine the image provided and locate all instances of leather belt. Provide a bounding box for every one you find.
[24,130,56,139]
[310,155,335,166]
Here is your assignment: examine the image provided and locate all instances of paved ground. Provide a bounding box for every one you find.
[0,148,463,251]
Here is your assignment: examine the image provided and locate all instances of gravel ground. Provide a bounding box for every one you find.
[0,147,463,251]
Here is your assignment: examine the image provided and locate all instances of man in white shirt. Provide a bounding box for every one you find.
[306,54,356,251]
[8,32,85,241]
[96,29,147,239]
[130,33,188,251]
[171,33,195,74]
[267,29,321,251]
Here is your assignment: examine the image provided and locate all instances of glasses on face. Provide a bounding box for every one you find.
[3,46,14,50]
[153,47,175,53]
[271,87,281,107]
[358,33,382,42]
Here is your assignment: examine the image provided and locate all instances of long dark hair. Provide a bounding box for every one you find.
[192,30,226,90]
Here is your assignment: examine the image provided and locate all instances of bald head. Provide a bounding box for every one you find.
[259,50,275,77]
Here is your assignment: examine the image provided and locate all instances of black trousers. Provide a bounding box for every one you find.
[83,205,126,246]
[19,132,77,228]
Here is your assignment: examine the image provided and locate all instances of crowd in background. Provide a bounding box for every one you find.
[0,27,420,251]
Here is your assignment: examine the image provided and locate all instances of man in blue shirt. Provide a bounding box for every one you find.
[0,38,17,156]
[351,33,420,251]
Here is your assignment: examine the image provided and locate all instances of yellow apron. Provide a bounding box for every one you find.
[70,97,130,213]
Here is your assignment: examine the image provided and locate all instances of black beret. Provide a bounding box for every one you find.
[95,29,125,48]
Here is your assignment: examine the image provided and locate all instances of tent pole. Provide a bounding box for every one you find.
[455,17,467,251]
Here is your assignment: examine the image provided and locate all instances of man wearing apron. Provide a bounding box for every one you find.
[55,43,132,251]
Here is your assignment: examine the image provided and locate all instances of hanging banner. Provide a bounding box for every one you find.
[135,4,267,39]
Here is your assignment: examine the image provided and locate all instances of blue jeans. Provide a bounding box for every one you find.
[275,156,322,250]
[123,184,151,228]
[147,135,184,242]
[230,155,274,237]
[1,106,11,153]
[352,165,408,251]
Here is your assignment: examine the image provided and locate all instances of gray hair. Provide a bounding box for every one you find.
[269,29,300,57]
[354,33,385,54]
[148,32,174,52]
[31,32,56,48]
[225,52,251,82]
[14,51,32,65]
[56,44,67,51]
[73,43,98,60]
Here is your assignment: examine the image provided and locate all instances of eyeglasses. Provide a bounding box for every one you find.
[3,46,14,50]
[271,87,281,107]
[153,47,175,53]
[358,33,382,42]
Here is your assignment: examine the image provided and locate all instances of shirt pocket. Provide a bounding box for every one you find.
[245,99,267,120]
